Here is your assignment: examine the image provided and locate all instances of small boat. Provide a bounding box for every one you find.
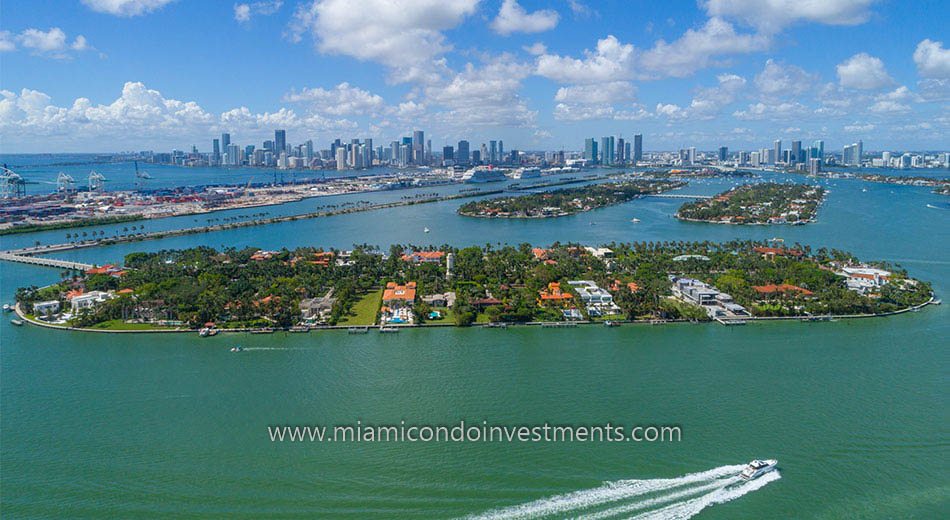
[604,320,620,327]
[2,304,12,312]
[739,459,778,481]
[347,326,370,334]
[230,346,244,352]
[198,327,218,337]
[933,299,942,305]
[424,227,430,233]
[630,218,641,223]
[289,325,310,333]
[10,318,24,326]
[379,326,400,333]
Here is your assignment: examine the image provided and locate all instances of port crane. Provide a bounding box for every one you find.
[134,161,152,190]
[1,165,27,199]
[88,170,106,191]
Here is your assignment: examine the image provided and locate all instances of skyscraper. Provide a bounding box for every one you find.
[489,140,497,163]
[442,145,454,164]
[718,146,728,162]
[617,137,625,164]
[633,134,643,163]
[774,140,782,164]
[812,140,824,162]
[791,140,802,166]
[412,130,424,164]
[221,133,231,155]
[584,138,599,164]
[457,140,470,165]
[335,146,347,170]
[498,140,504,163]
[212,138,220,164]
[274,130,286,154]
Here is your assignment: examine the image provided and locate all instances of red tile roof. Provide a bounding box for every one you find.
[753,283,814,296]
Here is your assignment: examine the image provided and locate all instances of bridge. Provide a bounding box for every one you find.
[648,194,713,199]
[0,252,93,271]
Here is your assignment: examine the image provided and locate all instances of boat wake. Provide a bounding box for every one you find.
[468,464,779,520]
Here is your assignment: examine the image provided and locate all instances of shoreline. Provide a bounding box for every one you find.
[15,297,936,335]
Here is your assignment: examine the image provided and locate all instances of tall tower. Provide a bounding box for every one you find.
[774,140,782,165]
[275,129,286,155]
[633,134,643,163]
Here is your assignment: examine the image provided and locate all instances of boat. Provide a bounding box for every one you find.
[2,303,12,312]
[10,318,24,326]
[289,326,310,333]
[630,218,641,223]
[739,459,778,480]
[424,227,430,233]
[347,326,370,334]
[604,320,620,327]
[198,327,218,337]
[249,328,274,334]
[379,326,400,333]
[512,167,541,179]
[461,166,507,183]
[230,346,244,352]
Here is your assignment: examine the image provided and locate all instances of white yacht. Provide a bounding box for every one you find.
[461,166,507,183]
[739,459,777,480]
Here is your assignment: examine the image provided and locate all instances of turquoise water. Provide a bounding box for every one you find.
[1,165,948,518]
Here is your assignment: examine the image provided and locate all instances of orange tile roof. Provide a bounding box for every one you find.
[753,246,804,257]
[538,282,573,301]
[401,251,445,262]
[383,281,417,302]
[531,248,550,260]
[753,284,814,296]
[85,264,115,275]
[65,289,84,300]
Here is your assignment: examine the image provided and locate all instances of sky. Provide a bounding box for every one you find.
[1,0,948,153]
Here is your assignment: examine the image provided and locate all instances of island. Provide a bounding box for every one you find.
[457,180,686,218]
[677,183,826,225]
[15,240,932,332]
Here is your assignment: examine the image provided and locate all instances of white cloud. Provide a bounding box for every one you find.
[844,122,875,132]
[917,79,950,101]
[754,59,816,96]
[523,42,547,55]
[81,0,175,17]
[568,0,595,19]
[686,73,746,118]
[0,31,15,52]
[702,0,875,34]
[283,82,385,116]
[536,35,637,83]
[639,17,768,77]
[491,0,559,35]
[287,0,478,84]
[836,53,893,90]
[913,39,950,79]
[655,103,686,120]
[0,82,358,151]
[13,28,92,58]
[868,100,910,113]
[234,1,282,23]
[424,54,536,128]
[733,101,806,120]
[554,81,636,105]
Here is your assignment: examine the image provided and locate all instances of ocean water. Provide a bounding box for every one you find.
[1,162,948,518]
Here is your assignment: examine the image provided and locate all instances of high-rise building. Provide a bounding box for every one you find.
[226,143,240,166]
[274,130,286,154]
[212,138,220,164]
[489,140,497,163]
[442,145,454,165]
[498,140,504,163]
[600,137,610,165]
[633,134,643,163]
[617,138,625,164]
[774,140,782,164]
[471,150,481,164]
[584,138,599,164]
[855,140,863,165]
[808,158,822,175]
[364,138,373,164]
[221,133,231,155]
[718,146,728,162]
[688,147,697,165]
[791,140,802,165]
[412,130,424,164]
[457,140,470,165]
[335,146,347,170]
[812,140,824,162]
[624,142,631,163]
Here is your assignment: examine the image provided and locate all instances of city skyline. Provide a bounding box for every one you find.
[1,0,949,152]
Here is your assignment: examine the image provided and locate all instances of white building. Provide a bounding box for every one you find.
[33,300,61,316]
[568,280,620,316]
[70,291,113,313]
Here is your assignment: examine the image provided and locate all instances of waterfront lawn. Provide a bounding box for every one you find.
[87,320,172,331]
[339,290,382,326]
[421,307,454,326]
[660,298,709,321]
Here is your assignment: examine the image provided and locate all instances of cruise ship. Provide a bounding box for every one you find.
[461,166,508,183]
[512,167,541,179]
[739,459,778,480]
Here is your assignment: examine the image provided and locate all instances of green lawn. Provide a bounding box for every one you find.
[421,307,455,326]
[87,320,172,331]
[339,289,382,326]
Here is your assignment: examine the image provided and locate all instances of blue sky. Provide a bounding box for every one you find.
[1,0,948,153]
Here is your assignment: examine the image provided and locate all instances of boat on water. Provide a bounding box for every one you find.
[347,326,370,334]
[230,346,244,352]
[379,326,400,333]
[10,318,24,326]
[630,218,641,223]
[603,320,620,327]
[2,303,12,312]
[512,167,541,179]
[461,166,507,183]
[739,459,777,480]
[424,227,430,233]
[198,327,218,337]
